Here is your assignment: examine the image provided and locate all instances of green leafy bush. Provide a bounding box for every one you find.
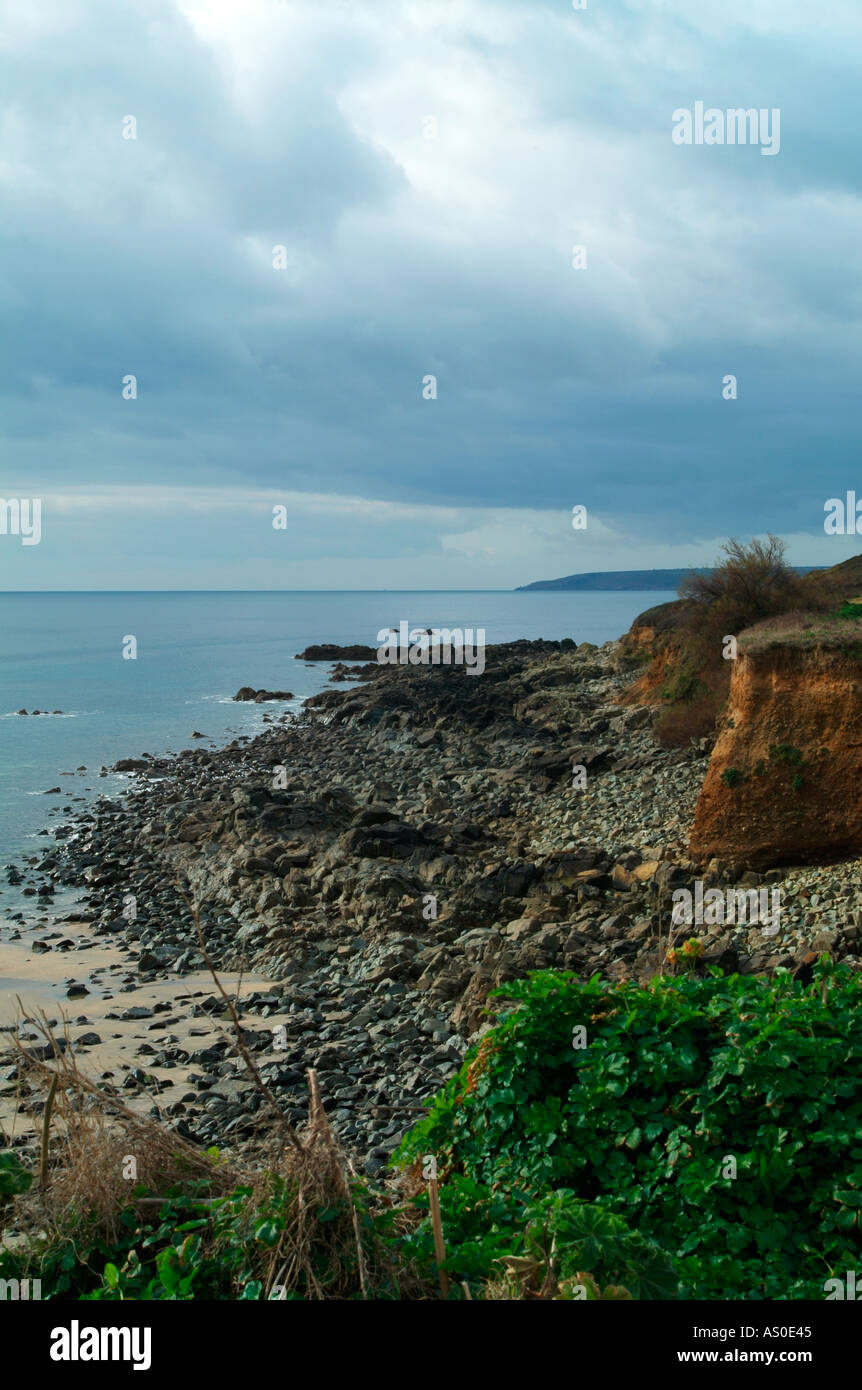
[82,1186,251,1301]
[0,1181,227,1301]
[396,963,862,1299]
[0,1151,33,1210]
[397,1174,676,1298]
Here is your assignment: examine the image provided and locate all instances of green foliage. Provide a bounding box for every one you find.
[81,1186,258,1300]
[8,966,860,1301]
[837,601,862,620]
[0,1176,378,1301]
[660,656,704,705]
[721,749,807,794]
[769,744,803,766]
[85,1175,382,1301]
[767,745,807,795]
[0,1151,33,1208]
[397,1174,676,1298]
[395,964,862,1299]
[0,1179,220,1301]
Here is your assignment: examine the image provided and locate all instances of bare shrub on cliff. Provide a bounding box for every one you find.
[647,538,811,748]
[679,536,811,646]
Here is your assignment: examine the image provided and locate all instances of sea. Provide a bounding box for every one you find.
[0,590,674,886]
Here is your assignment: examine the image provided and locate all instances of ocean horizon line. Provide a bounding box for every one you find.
[0,586,677,596]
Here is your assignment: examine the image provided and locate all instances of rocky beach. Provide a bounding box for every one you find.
[4,626,859,1178]
[2,0,857,1331]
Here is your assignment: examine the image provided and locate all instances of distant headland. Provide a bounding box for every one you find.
[515,566,821,592]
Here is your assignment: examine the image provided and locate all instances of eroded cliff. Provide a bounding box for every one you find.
[689,630,862,867]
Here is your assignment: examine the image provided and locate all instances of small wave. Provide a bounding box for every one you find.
[1,709,98,720]
[206,694,302,706]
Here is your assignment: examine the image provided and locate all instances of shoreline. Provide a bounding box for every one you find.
[3,634,861,1174]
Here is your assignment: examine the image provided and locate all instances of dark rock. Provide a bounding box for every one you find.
[295,644,377,661]
[23,1039,68,1062]
[233,688,294,703]
[792,951,818,986]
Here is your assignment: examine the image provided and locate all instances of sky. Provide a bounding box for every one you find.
[1,0,861,590]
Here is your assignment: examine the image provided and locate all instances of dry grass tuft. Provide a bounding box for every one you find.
[738,611,862,654]
[2,886,436,1299]
[6,1009,429,1299]
[9,1008,234,1243]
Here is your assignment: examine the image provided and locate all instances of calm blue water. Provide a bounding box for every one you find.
[0,591,673,875]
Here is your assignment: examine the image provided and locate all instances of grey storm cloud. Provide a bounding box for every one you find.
[1,0,861,588]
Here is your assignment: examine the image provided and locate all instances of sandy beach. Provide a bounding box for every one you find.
[0,914,295,1148]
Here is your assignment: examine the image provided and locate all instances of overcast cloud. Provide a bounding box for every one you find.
[1,0,860,588]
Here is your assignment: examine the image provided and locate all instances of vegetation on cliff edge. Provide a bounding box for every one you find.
[5,960,858,1299]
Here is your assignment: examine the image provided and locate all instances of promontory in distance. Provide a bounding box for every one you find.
[515,566,820,592]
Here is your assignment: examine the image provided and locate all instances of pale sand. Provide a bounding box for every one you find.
[0,918,294,1141]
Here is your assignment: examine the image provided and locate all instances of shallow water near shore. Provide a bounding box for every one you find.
[0,588,674,1135]
[0,589,673,885]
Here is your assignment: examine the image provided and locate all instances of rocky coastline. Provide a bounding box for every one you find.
[4,633,861,1176]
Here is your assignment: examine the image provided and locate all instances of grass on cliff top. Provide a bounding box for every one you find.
[738,605,862,655]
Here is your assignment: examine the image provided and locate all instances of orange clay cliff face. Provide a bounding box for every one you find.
[689,639,862,869]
